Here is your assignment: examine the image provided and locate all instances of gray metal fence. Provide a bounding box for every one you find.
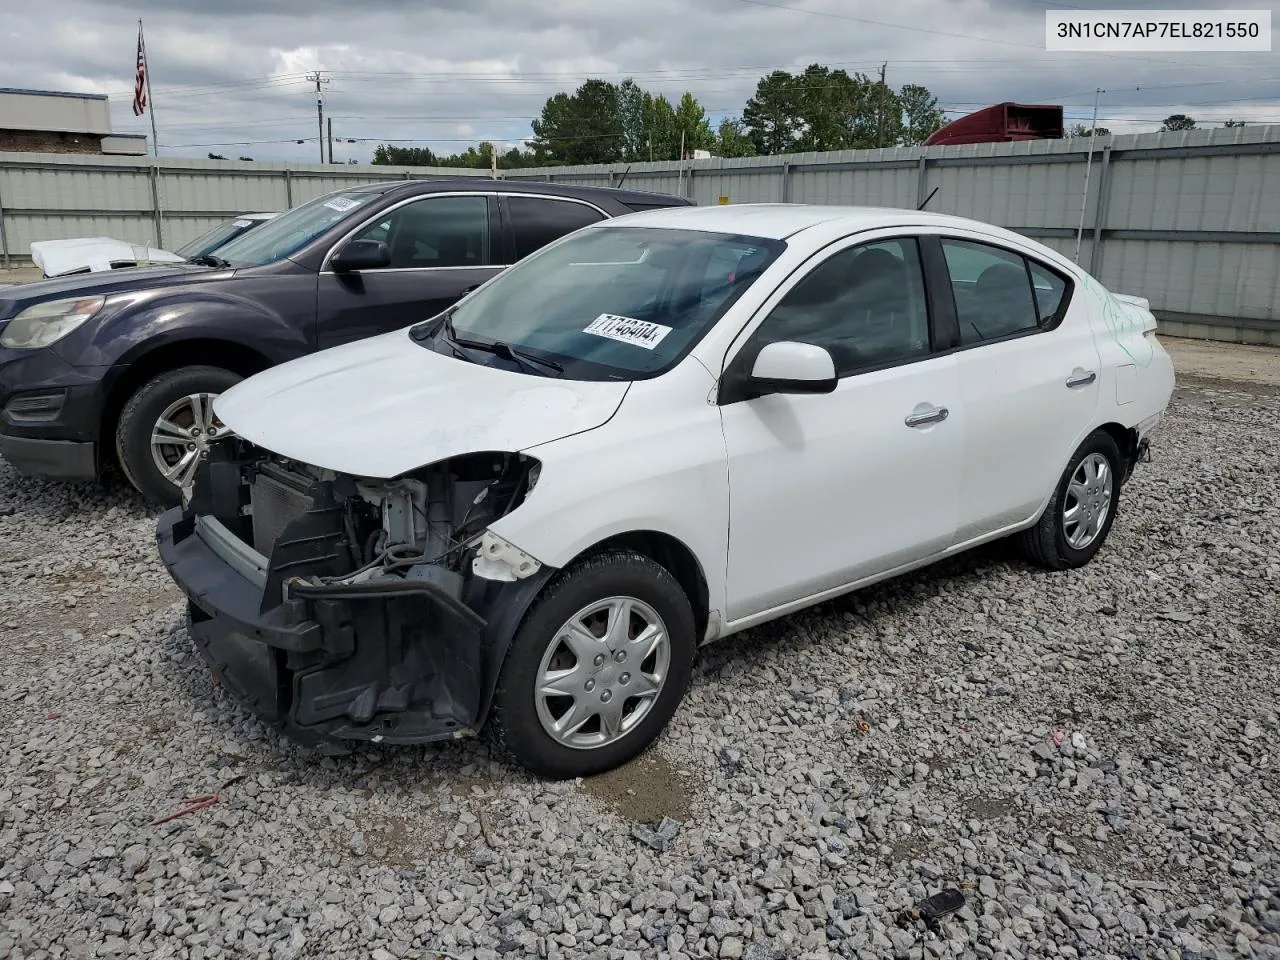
[0,154,487,265]
[1,125,1278,345]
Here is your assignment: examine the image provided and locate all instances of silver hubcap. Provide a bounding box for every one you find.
[150,393,228,489]
[535,596,670,751]
[1063,452,1113,550]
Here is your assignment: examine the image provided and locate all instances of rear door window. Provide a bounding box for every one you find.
[507,196,608,262]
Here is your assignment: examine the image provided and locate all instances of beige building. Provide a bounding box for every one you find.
[0,87,147,155]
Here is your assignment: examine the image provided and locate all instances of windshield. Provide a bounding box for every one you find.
[175,216,269,260]
[214,192,379,267]
[426,225,785,380]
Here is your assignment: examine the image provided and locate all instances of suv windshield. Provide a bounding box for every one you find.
[214,192,378,267]
[423,225,785,381]
[175,216,269,260]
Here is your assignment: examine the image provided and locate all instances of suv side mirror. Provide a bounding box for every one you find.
[748,341,837,395]
[331,239,391,272]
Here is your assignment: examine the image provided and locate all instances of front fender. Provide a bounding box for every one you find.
[55,284,310,369]
[487,363,730,630]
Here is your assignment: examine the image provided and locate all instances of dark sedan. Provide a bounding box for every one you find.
[0,179,692,503]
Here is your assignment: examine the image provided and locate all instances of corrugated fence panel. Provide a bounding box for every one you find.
[931,159,1085,228]
[1098,239,1280,320]
[1105,152,1280,232]
[704,170,778,204]
[9,214,155,256]
[2,131,1279,340]
[3,163,153,212]
[159,169,288,216]
[789,165,914,207]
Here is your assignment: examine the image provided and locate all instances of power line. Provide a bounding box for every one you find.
[730,0,1249,71]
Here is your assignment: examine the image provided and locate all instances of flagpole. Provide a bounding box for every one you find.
[140,18,159,157]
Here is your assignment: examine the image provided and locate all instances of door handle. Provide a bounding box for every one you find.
[1066,369,1097,388]
[905,406,949,428]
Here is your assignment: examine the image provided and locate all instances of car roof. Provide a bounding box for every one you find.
[352,177,693,207]
[602,203,1024,241]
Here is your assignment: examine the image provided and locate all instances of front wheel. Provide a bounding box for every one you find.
[490,551,696,779]
[115,365,242,506]
[1019,429,1123,570]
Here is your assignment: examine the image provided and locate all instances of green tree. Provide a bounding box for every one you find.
[643,93,681,161]
[617,78,649,161]
[802,65,904,150]
[715,118,757,158]
[1160,114,1196,131]
[674,92,715,155]
[531,79,624,164]
[372,144,437,165]
[898,84,945,146]
[743,64,919,153]
[742,70,804,154]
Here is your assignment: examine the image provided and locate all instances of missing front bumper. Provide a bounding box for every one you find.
[155,449,555,746]
[159,506,486,743]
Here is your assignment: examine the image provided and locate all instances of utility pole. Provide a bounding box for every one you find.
[877,62,887,149]
[1074,87,1103,264]
[306,70,329,164]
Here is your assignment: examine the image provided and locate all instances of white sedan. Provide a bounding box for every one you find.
[156,204,1174,779]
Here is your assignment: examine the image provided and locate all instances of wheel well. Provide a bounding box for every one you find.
[1097,421,1139,480]
[578,531,711,639]
[99,339,273,468]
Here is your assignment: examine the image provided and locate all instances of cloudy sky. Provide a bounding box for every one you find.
[4,0,1278,162]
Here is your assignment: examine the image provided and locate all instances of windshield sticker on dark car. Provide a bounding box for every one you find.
[323,196,363,213]
[583,314,673,350]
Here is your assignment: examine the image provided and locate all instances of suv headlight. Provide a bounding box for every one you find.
[0,296,106,349]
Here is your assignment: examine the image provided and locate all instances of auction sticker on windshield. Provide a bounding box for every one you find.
[583,314,672,350]
[323,196,363,212]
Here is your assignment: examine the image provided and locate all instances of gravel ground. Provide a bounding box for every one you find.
[1,377,1278,960]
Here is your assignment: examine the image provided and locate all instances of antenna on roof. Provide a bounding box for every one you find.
[615,164,632,188]
[917,187,940,211]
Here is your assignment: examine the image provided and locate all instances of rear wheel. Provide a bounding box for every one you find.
[491,551,696,779]
[1019,430,1122,570]
[115,366,242,506]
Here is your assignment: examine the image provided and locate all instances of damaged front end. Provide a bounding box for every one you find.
[155,439,554,745]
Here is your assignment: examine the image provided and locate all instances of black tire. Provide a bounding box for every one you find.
[1019,429,1123,571]
[490,550,697,780]
[115,365,242,506]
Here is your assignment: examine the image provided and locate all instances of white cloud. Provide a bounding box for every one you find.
[0,0,1273,160]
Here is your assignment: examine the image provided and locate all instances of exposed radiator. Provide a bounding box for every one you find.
[249,467,312,558]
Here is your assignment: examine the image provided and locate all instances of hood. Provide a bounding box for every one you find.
[0,262,220,322]
[213,330,631,478]
[30,238,184,278]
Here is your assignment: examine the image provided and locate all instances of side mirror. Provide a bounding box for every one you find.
[748,341,838,395]
[331,239,390,272]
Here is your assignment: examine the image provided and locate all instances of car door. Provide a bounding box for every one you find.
[499,194,610,264]
[930,234,1102,541]
[718,234,964,624]
[315,193,502,350]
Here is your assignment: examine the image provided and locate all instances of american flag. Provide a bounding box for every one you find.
[132,24,148,117]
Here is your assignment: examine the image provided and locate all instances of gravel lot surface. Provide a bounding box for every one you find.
[1,374,1278,960]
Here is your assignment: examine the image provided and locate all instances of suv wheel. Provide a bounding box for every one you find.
[115,366,242,506]
[491,550,696,779]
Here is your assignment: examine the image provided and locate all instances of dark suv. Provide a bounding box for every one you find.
[0,179,692,504]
